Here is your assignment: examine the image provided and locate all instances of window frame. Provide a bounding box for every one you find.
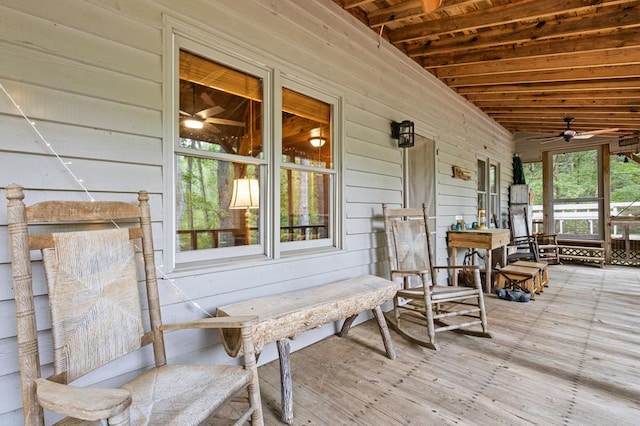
[477,157,500,228]
[278,77,341,253]
[163,22,343,271]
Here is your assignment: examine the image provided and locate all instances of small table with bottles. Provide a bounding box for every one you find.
[447,228,511,293]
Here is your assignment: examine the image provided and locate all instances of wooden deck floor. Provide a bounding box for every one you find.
[256,264,640,425]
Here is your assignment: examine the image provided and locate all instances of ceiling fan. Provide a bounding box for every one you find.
[180,82,245,132]
[529,117,619,144]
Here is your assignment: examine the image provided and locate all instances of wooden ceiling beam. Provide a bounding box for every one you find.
[430,48,640,78]
[472,99,640,108]
[339,0,375,10]
[388,0,636,43]
[483,106,640,114]
[414,26,640,66]
[465,90,640,102]
[367,0,479,28]
[455,80,640,96]
[487,112,640,121]
[403,5,639,55]
[444,65,640,87]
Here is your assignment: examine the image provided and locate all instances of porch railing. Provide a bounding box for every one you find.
[528,202,640,265]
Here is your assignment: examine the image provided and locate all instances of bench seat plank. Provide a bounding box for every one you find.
[217,275,396,353]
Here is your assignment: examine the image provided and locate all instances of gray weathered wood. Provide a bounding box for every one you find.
[383,203,492,350]
[6,184,264,425]
[276,339,293,424]
[217,274,397,423]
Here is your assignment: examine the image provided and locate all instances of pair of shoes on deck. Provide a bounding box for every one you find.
[495,288,531,303]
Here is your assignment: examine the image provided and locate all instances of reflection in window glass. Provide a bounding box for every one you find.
[281,88,332,168]
[281,88,333,243]
[177,50,263,252]
[176,154,260,251]
[280,170,330,242]
[477,159,486,192]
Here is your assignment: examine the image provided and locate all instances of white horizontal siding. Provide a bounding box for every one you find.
[0,0,514,421]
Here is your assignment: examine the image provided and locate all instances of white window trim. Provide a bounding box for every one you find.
[162,16,343,272]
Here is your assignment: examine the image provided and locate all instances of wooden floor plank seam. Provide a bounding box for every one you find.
[255,265,640,425]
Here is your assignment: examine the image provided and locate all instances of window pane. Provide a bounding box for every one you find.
[553,201,599,236]
[477,159,486,192]
[489,164,497,193]
[282,88,331,168]
[280,169,330,242]
[176,154,260,251]
[179,50,263,159]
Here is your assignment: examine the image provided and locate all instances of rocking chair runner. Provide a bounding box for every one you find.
[6,184,263,425]
[382,204,491,350]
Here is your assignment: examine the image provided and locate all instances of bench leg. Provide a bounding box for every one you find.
[339,314,358,337]
[340,309,396,360]
[276,339,293,425]
[372,305,396,360]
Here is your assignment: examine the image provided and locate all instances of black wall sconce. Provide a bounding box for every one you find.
[391,120,415,148]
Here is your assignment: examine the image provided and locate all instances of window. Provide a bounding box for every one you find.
[170,43,340,267]
[478,159,500,228]
[280,88,334,246]
[552,150,602,237]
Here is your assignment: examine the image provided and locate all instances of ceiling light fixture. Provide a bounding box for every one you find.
[183,117,204,129]
[309,137,326,147]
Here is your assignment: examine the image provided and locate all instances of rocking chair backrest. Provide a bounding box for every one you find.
[42,228,145,381]
[510,208,529,240]
[383,204,438,287]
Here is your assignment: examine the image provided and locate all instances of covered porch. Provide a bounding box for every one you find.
[256,264,640,425]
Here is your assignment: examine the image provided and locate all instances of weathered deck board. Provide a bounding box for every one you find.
[254,264,640,425]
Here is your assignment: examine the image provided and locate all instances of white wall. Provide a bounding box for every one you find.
[0,0,514,422]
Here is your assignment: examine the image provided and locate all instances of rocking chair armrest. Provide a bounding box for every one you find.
[35,378,131,421]
[511,236,536,244]
[433,264,480,271]
[390,269,429,276]
[160,315,259,331]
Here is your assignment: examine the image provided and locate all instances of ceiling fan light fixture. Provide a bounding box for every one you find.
[184,117,204,129]
[309,137,326,147]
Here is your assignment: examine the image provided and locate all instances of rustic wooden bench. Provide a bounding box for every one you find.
[216,274,397,424]
[512,260,549,288]
[557,238,605,268]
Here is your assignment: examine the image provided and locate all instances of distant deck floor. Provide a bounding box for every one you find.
[256,264,640,425]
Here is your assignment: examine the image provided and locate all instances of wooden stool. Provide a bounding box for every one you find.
[496,265,540,300]
[512,260,549,288]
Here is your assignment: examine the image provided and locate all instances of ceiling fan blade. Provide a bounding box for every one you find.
[204,123,221,134]
[573,134,594,140]
[205,117,246,127]
[196,106,225,119]
[179,110,191,116]
[539,137,564,144]
[200,92,215,106]
[525,134,561,141]
[579,128,620,136]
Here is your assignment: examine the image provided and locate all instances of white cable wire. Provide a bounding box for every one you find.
[0,81,213,318]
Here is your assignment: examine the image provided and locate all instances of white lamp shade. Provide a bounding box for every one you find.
[230,178,259,209]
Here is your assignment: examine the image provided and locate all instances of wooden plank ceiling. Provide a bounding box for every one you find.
[333,0,640,143]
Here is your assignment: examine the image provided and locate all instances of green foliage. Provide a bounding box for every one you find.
[523,151,640,207]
